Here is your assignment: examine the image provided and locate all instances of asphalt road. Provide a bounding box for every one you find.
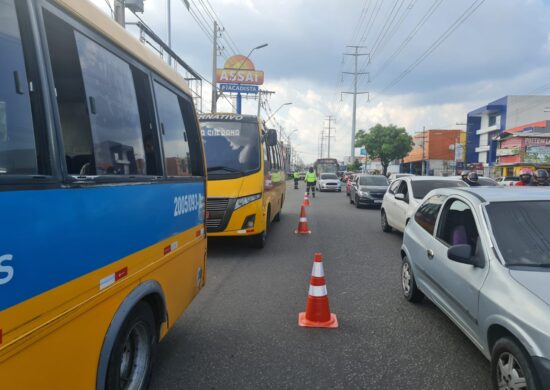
[150,181,491,389]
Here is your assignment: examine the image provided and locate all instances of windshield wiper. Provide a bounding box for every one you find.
[207,166,244,174]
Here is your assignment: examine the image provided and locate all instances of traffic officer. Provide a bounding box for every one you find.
[305,167,317,198]
[293,171,301,189]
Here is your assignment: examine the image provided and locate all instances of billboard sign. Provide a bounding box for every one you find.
[216,55,264,85]
[219,84,259,94]
[525,145,550,163]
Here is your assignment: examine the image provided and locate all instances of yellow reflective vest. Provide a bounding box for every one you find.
[293,171,301,179]
[305,171,317,183]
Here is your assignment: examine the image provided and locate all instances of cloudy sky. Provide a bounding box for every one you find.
[91,0,550,163]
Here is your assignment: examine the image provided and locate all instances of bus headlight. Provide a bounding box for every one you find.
[234,193,261,210]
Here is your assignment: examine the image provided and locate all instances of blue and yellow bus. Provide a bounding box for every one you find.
[0,0,207,388]
[198,114,285,248]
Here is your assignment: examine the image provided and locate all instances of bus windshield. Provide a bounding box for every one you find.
[200,121,260,175]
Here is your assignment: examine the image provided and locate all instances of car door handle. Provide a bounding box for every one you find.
[427,249,434,259]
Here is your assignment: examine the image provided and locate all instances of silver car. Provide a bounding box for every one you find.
[401,187,550,389]
[317,173,342,192]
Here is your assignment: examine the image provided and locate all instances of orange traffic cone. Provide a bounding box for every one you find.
[299,253,338,328]
[295,205,312,234]
[303,192,310,207]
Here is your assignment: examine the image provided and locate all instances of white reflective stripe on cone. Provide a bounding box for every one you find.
[299,217,307,222]
[311,262,325,277]
[309,284,328,297]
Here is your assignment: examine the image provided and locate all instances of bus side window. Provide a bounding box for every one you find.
[0,0,48,176]
[179,96,205,177]
[154,82,191,177]
[43,10,160,177]
[263,142,270,173]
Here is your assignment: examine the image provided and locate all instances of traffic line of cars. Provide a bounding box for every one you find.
[341,172,550,388]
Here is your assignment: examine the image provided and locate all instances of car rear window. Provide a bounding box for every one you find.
[359,176,388,186]
[411,180,467,199]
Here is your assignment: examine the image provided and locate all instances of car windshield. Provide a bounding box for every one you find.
[200,121,260,175]
[321,173,337,179]
[486,201,550,267]
[359,176,388,186]
[411,180,467,199]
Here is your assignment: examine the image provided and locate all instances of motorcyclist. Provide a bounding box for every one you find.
[532,169,549,186]
[293,171,301,189]
[515,168,534,186]
[464,171,480,186]
[304,167,317,198]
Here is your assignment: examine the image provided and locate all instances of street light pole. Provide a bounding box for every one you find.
[265,102,292,124]
[233,43,268,114]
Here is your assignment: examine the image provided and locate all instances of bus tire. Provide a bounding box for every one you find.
[105,301,157,390]
[251,210,270,248]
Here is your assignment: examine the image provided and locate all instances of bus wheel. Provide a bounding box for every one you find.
[251,211,270,248]
[106,301,157,390]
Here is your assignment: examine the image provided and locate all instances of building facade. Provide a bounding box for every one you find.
[466,96,550,170]
[496,120,550,176]
[402,129,465,176]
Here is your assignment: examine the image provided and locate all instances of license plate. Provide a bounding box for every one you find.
[374,200,382,204]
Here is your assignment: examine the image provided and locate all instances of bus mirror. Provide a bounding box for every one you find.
[265,129,278,146]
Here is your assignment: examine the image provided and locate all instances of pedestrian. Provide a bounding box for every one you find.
[305,167,317,198]
[293,170,301,189]
[532,169,549,186]
[460,170,479,186]
[515,168,534,186]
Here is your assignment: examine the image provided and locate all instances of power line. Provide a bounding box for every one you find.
[382,0,486,93]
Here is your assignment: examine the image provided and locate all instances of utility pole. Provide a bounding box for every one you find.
[257,89,275,119]
[325,115,335,158]
[342,46,369,159]
[114,0,125,26]
[211,21,219,113]
[167,0,171,65]
[421,126,426,176]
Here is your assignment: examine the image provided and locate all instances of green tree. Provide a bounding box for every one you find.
[355,124,413,175]
[347,158,361,171]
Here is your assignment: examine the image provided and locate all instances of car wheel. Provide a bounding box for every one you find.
[401,257,423,303]
[491,337,538,390]
[106,302,156,390]
[381,210,392,233]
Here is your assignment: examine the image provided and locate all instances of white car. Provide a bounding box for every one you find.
[496,176,520,186]
[317,173,342,192]
[380,176,467,233]
[388,173,414,183]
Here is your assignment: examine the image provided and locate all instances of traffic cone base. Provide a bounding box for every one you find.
[298,253,338,328]
[298,312,338,328]
[295,205,312,234]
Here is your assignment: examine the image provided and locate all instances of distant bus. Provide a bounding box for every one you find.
[199,114,286,248]
[0,1,207,388]
[314,158,339,176]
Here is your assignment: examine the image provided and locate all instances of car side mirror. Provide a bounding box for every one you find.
[447,244,481,267]
[265,129,278,146]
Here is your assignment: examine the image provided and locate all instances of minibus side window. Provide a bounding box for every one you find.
[0,0,46,176]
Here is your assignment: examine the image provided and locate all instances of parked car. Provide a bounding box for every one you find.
[388,173,415,183]
[346,174,357,196]
[496,176,520,186]
[381,177,467,233]
[318,173,342,192]
[401,187,550,389]
[349,175,389,208]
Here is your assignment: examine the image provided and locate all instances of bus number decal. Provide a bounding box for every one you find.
[174,194,204,217]
[0,254,14,285]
